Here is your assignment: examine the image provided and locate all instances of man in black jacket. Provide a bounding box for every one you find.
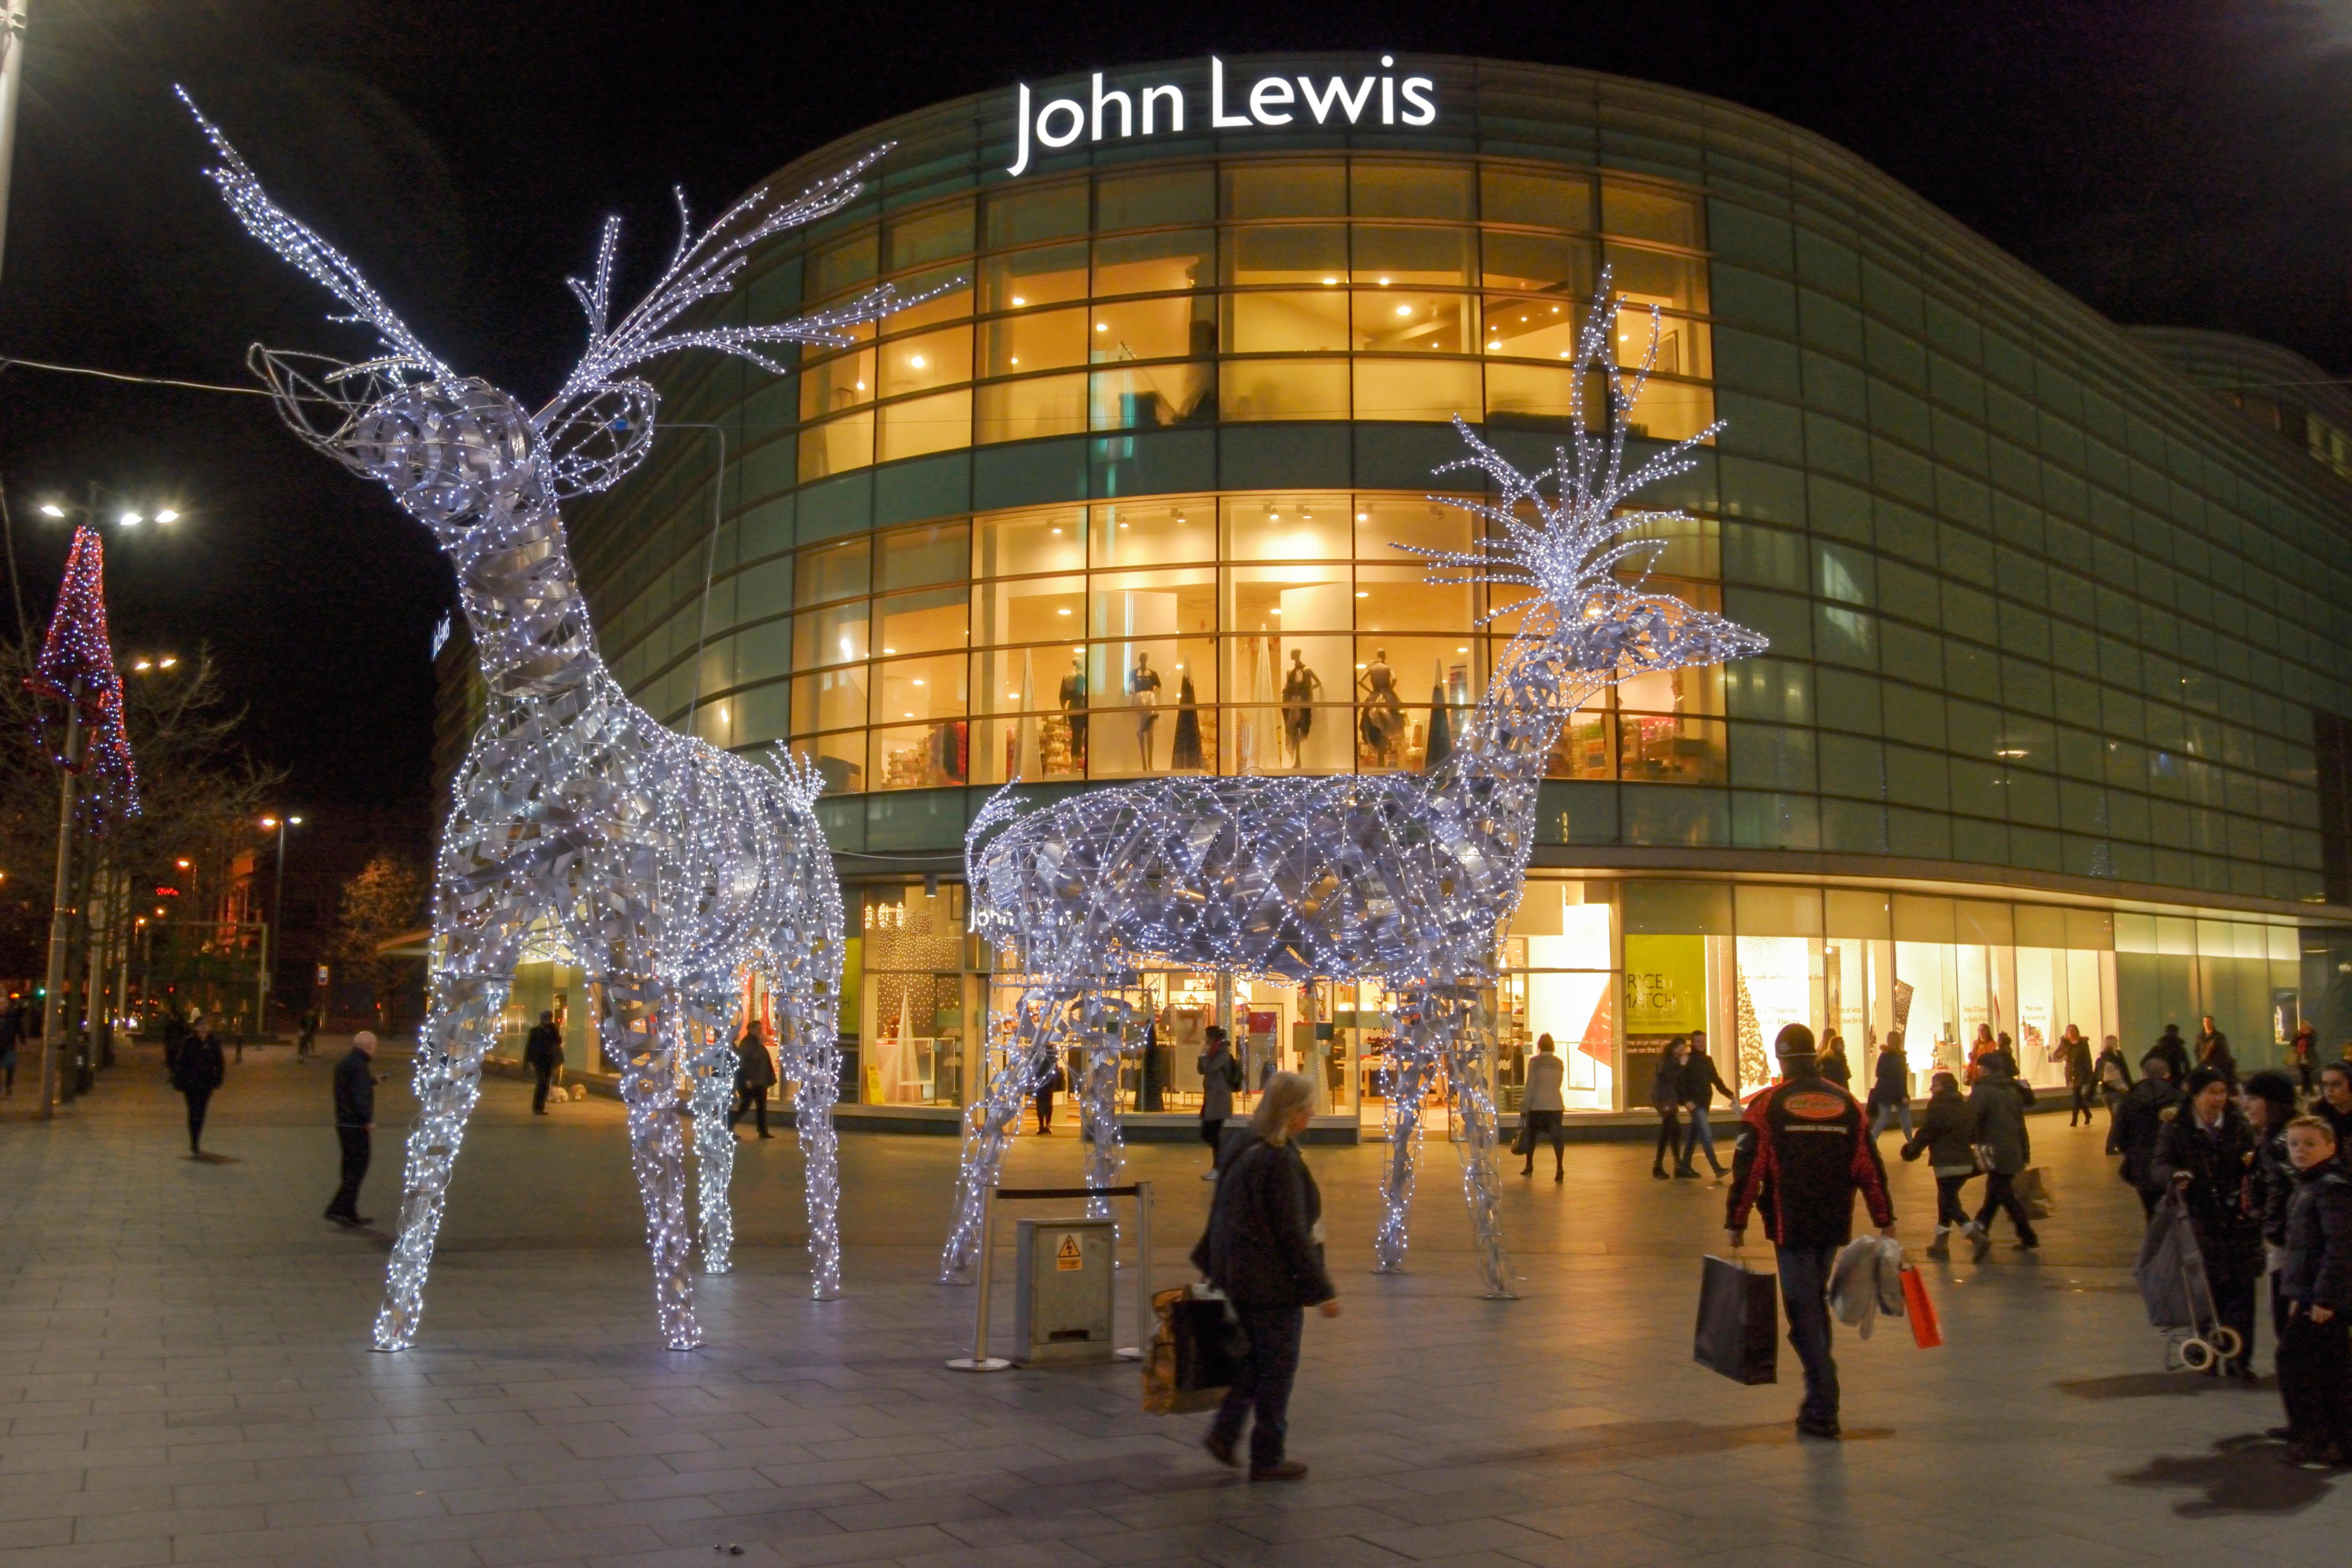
[523,1011,564,1115]
[2115,1052,2184,1218]
[1676,1030,1735,1178]
[171,1020,227,1155]
[325,1031,377,1228]
[1726,1024,1896,1439]
[2151,1024,2192,1085]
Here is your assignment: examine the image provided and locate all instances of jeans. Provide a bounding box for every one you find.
[182,1087,212,1152]
[1867,1101,1913,1141]
[1521,1109,1564,1174]
[730,1083,768,1136]
[327,1125,370,1219]
[531,1064,555,1113]
[1974,1171,2038,1244]
[1775,1245,1840,1426]
[1680,1105,1723,1173]
[2069,1083,2095,1125]
[1651,1107,1681,1171]
[1210,1303,1304,1468]
[2212,1272,2259,1376]
[2278,1307,2352,1449]
[1035,1089,1055,1133]
[1933,1173,1974,1229]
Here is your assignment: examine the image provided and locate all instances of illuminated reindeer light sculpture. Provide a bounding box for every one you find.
[946,283,1764,1297]
[189,94,909,1350]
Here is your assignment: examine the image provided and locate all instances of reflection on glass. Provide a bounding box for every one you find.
[800,346,874,419]
[1604,243,1707,313]
[1223,225,1348,285]
[1220,358,1350,420]
[789,667,867,737]
[1090,363,1216,428]
[877,390,971,463]
[878,327,972,397]
[795,539,869,607]
[1094,229,1214,296]
[797,411,872,480]
[982,307,1087,376]
[979,242,1089,312]
[1093,296,1211,361]
[793,599,869,670]
[976,374,1087,443]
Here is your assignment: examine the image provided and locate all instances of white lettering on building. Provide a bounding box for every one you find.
[1007,55,1436,177]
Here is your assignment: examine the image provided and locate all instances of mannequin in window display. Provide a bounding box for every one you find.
[1130,652,1163,771]
[1171,669,1204,771]
[1055,655,1087,772]
[1280,651,1322,769]
[1357,648,1403,766]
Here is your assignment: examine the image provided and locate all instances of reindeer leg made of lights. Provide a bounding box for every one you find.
[940,983,1062,1283]
[1074,989,1136,1227]
[678,981,744,1276]
[372,898,532,1352]
[775,975,846,1300]
[1437,984,1517,1300]
[596,969,703,1349]
[1372,996,1440,1275]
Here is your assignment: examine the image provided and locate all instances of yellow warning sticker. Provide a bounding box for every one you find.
[1054,1234,1083,1271]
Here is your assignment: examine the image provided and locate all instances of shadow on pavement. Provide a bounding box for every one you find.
[1468,1417,1893,1468]
[2058,1371,2274,1400]
[2115,1432,2337,1515]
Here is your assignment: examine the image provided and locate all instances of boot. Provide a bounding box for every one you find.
[1966,1222,1992,1261]
[1925,1227,1950,1260]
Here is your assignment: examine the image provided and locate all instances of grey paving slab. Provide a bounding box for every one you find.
[0,1040,2345,1568]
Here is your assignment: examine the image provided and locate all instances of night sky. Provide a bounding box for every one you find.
[0,0,2344,820]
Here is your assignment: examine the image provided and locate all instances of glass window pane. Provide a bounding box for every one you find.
[979,242,1088,312]
[974,505,1085,580]
[798,410,873,479]
[1352,225,1474,285]
[1356,495,1471,561]
[876,388,971,463]
[1089,567,1218,644]
[1223,225,1349,286]
[1351,161,1472,219]
[1626,381,1715,442]
[1355,564,1474,631]
[1482,296,1583,359]
[975,373,1087,443]
[1090,362,1216,429]
[789,666,868,734]
[1097,166,1215,228]
[1353,358,1483,422]
[793,599,869,668]
[1621,714,1726,784]
[1225,162,1346,219]
[984,181,1089,248]
[973,572,1083,648]
[982,306,1088,376]
[870,721,970,789]
[1547,693,1614,779]
[1481,167,1594,229]
[1094,229,1215,296]
[1227,562,1353,632]
[877,523,969,592]
[872,652,969,724]
[1486,363,1593,428]
[1353,291,1471,353]
[811,229,877,301]
[1481,232,1597,294]
[1620,660,1725,719]
[1222,494,1352,561]
[886,201,973,270]
[1092,497,1214,566]
[881,269,972,330]
[1223,292,1350,353]
[789,731,865,794]
[1601,183,1702,247]
[1094,296,1211,361]
[1615,309,1710,379]
[877,327,972,397]
[1219,358,1350,421]
[795,539,868,607]
[800,347,874,421]
[1230,630,1346,771]
[1606,243,1708,313]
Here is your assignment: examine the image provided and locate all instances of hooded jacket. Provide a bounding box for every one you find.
[1900,1087,1975,1174]
[1967,1069,2034,1177]
[1725,1073,1894,1250]
[2116,1075,2184,1192]
[2152,1101,2265,1284]
[2280,1163,2352,1314]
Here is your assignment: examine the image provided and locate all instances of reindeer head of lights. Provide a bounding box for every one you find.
[187,88,914,1349]
[944,278,1764,1298]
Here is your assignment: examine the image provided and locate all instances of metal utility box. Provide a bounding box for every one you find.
[1012,1217,1115,1366]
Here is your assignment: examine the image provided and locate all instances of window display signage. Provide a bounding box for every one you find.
[1008,56,1438,176]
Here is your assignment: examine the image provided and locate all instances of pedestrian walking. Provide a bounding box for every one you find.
[523,1010,564,1114]
[297,1009,319,1059]
[172,1020,226,1156]
[1866,1031,1913,1140]
[2196,1014,2237,1086]
[2154,1066,2265,1379]
[2243,1071,2299,1344]
[1724,1022,1896,1440]
[1649,1037,1687,1180]
[0,997,20,1096]
[1198,1025,1243,1179]
[1962,1056,2038,1256]
[729,1021,776,1139]
[1817,1031,1852,1088]
[2316,1063,2352,1163]
[1034,1049,1065,1134]
[1519,1033,1566,1181]
[2094,1034,2133,1151]
[1900,1071,1976,1258]
[1192,1071,1338,1482]
[2151,1023,2191,1085]
[161,1008,187,1077]
[1677,1031,1735,1179]
[2060,1025,2096,1126]
[324,1031,377,1227]
[2289,1021,2320,1100]
[2275,1114,2352,1466]
[2116,1052,2184,1219]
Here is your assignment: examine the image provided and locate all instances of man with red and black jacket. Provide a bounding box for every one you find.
[1724,1022,1896,1439]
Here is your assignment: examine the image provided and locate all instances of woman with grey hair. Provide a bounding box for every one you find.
[1192,1070,1339,1481]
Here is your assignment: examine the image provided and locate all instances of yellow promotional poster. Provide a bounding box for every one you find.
[1623,934,1707,1038]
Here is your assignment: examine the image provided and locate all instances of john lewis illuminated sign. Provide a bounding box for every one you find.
[1007,56,1438,177]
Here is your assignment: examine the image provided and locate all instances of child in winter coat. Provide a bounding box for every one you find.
[2277,1115,2352,1467]
[1899,1071,1977,1259]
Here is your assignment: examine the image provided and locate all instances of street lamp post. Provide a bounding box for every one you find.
[0,0,28,289]
[258,814,301,1036]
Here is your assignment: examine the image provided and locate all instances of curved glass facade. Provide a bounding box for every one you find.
[543,56,2352,1121]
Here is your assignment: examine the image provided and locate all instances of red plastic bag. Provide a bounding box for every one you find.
[1900,1264,1942,1349]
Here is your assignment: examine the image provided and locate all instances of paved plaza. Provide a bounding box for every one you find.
[0,1042,2343,1567]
